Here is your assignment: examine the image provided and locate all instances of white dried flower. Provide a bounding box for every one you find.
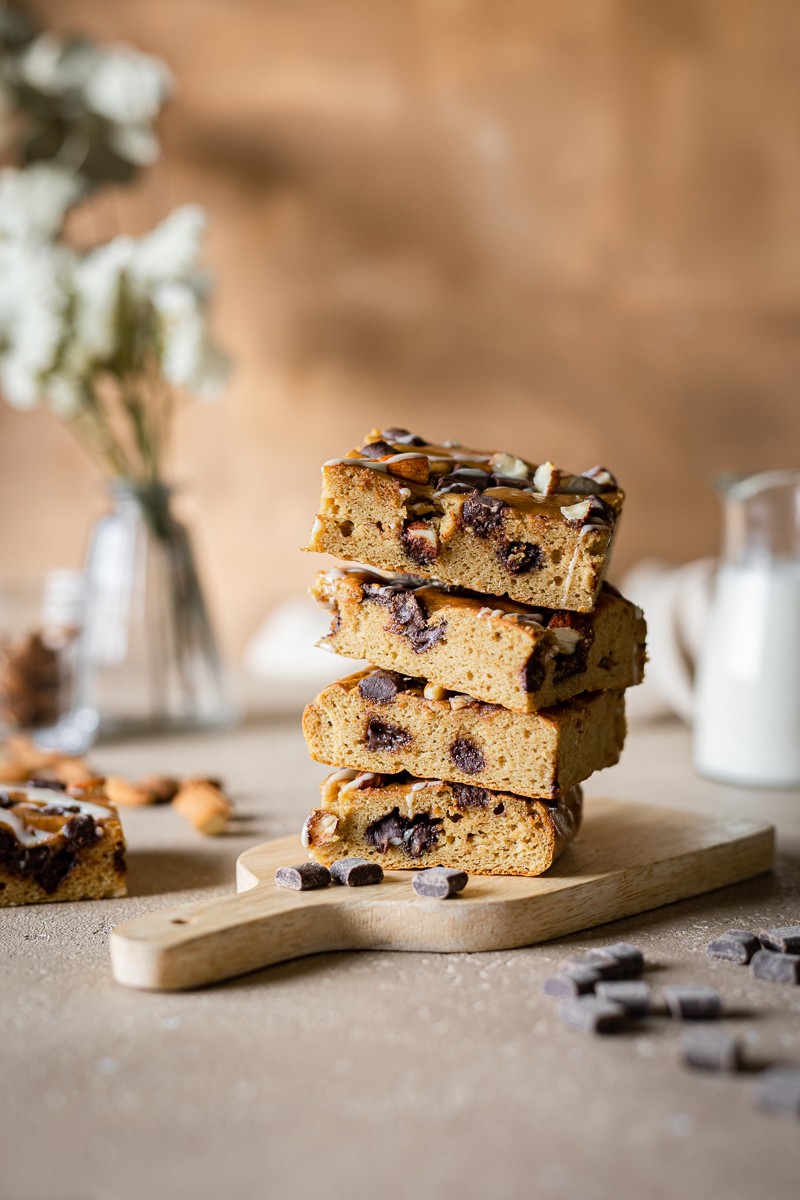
[83,43,172,127]
[0,164,81,241]
[17,33,96,97]
[130,205,206,287]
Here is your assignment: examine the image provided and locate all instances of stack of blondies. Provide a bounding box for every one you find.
[300,428,646,877]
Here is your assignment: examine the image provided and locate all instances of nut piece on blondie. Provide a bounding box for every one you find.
[303,429,624,612]
[313,568,646,713]
[0,782,127,905]
[302,668,626,799]
[302,769,582,877]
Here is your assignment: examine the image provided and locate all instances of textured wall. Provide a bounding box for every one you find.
[2,0,799,652]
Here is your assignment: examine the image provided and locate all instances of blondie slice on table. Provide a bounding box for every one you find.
[302,769,582,877]
[303,428,624,612]
[0,782,127,905]
[303,668,626,800]
[313,568,646,713]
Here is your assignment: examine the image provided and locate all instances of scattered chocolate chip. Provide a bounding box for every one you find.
[595,980,652,1015]
[680,1030,742,1072]
[450,782,491,809]
[543,966,601,998]
[26,777,67,790]
[499,541,542,575]
[751,949,800,985]
[366,718,412,752]
[759,926,800,954]
[591,942,645,979]
[449,738,486,775]
[412,867,468,898]
[330,857,384,886]
[275,863,331,891]
[461,492,507,537]
[754,1066,800,1116]
[360,439,396,459]
[706,929,761,964]
[663,985,722,1020]
[358,670,402,704]
[559,996,627,1034]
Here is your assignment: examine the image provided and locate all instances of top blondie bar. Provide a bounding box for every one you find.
[304,428,624,611]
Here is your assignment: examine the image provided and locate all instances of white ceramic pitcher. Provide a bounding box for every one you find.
[694,469,800,788]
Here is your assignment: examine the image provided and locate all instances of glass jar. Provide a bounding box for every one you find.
[78,481,234,737]
[0,571,89,752]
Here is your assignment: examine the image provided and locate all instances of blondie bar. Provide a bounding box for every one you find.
[303,669,626,799]
[304,428,623,611]
[313,568,646,712]
[302,770,582,877]
[0,782,127,905]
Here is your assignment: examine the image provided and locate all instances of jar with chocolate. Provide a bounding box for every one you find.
[0,571,90,753]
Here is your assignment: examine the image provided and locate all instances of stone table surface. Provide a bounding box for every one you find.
[2,717,800,1200]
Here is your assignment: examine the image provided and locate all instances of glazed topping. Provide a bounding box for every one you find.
[322,428,619,514]
[0,783,112,848]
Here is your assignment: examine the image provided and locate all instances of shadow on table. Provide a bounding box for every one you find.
[126,847,235,896]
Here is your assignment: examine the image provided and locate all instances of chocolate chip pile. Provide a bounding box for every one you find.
[543,929,800,1120]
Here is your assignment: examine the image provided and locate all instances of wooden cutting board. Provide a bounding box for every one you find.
[110,799,774,991]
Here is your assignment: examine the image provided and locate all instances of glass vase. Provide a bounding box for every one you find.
[78,481,233,737]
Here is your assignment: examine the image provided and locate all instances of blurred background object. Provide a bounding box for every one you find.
[0,0,798,711]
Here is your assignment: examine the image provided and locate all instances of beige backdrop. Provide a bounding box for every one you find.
[1,0,799,653]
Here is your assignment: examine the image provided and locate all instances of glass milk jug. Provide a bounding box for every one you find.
[694,470,800,787]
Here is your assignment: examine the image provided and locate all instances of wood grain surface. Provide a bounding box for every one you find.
[110,798,774,991]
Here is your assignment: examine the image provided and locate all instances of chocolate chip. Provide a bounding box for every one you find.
[590,942,644,979]
[330,857,384,886]
[498,541,542,575]
[706,930,761,964]
[754,1066,800,1116]
[543,966,601,998]
[595,980,652,1015]
[364,808,442,858]
[680,1030,742,1072]
[384,589,446,654]
[405,814,442,857]
[382,428,427,446]
[33,848,78,894]
[275,863,331,891]
[26,777,67,790]
[460,492,506,537]
[759,926,800,954]
[559,996,627,1034]
[366,718,412,752]
[412,867,468,899]
[365,808,406,853]
[450,782,491,809]
[360,439,396,458]
[358,670,402,704]
[663,985,722,1020]
[523,652,546,694]
[751,949,800,984]
[449,738,485,775]
[113,847,127,874]
[64,813,97,849]
[493,802,505,815]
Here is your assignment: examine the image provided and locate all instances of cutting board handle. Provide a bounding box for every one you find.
[110,885,355,991]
